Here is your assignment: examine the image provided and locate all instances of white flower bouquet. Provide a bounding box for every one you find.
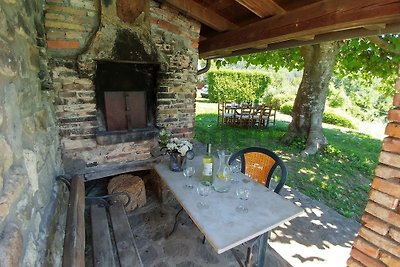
[165,138,193,156]
[159,129,193,156]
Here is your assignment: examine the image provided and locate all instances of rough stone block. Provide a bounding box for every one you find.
[0,223,23,266]
[0,136,13,191]
[108,174,146,212]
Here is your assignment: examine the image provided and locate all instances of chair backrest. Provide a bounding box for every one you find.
[229,147,288,194]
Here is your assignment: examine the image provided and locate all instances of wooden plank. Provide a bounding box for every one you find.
[199,0,400,58]
[82,157,161,181]
[235,0,286,17]
[165,0,238,32]
[91,205,116,267]
[62,175,85,267]
[109,203,143,267]
[125,91,147,129]
[225,22,400,58]
[104,91,128,131]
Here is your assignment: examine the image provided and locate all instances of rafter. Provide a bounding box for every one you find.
[199,0,400,58]
[235,0,286,17]
[164,0,238,32]
[221,22,400,59]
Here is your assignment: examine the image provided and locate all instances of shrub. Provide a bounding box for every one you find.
[279,103,357,129]
[323,111,356,129]
[207,69,270,103]
[264,93,296,108]
[280,102,294,115]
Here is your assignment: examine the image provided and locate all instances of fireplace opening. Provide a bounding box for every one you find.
[95,60,159,132]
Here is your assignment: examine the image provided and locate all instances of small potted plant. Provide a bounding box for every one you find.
[159,129,193,172]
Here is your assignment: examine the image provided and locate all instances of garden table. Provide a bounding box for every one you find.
[155,156,303,266]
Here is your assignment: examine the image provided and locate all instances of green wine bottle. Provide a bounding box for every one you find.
[201,144,214,186]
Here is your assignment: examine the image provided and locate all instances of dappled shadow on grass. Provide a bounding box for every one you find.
[195,113,381,221]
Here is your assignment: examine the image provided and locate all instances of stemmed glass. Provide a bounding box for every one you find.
[183,166,195,189]
[197,183,211,209]
[229,158,241,184]
[235,187,250,213]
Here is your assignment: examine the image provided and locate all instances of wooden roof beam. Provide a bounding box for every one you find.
[199,0,400,58]
[216,22,400,59]
[164,0,238,32]
[235,0,286,18]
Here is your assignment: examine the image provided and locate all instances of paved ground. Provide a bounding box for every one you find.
[127,182,360,267]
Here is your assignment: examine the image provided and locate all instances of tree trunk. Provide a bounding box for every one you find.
[282,42,341,156]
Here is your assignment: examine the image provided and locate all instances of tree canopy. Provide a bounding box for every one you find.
[217,35,400,96]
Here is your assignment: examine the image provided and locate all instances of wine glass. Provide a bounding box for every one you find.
[235,187,250,213]
[197,183,211,209]
[229,158,241,184]
[183,166,195,189]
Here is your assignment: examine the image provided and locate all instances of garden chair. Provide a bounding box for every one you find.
[217,102,235,125]
[237,104,253,127]
[228,147,288,266]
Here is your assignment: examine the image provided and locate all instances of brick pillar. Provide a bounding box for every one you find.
[347,68,400,266]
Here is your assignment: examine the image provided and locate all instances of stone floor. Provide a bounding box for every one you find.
[126,182,360,267]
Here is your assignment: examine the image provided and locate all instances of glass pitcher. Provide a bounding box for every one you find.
[213,150,231,193]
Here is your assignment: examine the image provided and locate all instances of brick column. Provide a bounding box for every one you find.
[347,69,400,266]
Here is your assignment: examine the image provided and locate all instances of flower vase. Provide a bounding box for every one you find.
[169,152,186,172]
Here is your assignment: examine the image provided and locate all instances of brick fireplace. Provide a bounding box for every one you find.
[47,0,200,180]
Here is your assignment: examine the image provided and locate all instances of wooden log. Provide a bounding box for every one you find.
[62,175,85,267]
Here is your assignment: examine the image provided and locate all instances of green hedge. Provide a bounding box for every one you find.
[280,103,356,129]
[207,69,270,103]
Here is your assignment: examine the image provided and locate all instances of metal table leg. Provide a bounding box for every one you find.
[257,232,269,267]
[166,207,184,238]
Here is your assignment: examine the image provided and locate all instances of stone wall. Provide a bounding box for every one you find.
[45,0,200,178]
[0,0,63,266]
[348,72,400,266]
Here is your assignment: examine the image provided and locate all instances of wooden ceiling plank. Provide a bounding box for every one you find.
[199,0,400,58]
[235,0,286,17]
[215,22,400,59]
[165,0,237,32]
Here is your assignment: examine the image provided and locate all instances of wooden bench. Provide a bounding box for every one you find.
[58,174,143,267]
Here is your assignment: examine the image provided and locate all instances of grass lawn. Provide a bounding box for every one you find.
[194,100,382,221]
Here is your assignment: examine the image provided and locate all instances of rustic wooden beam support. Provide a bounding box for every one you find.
[199,0,400,58]
[164,0,238,32]
[217,22,400,59]
[235,0,286,17]
[294,35,315,41]
[62,175,85,267]
[363,23,387,31]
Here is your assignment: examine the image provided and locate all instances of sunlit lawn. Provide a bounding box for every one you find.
[194,99,381,221]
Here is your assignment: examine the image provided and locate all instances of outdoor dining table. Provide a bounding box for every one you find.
[154,156,303,266]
